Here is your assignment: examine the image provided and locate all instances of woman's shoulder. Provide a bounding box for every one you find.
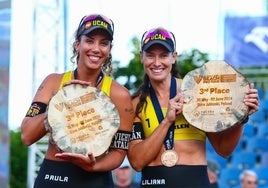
[111,80,131,97]
[44,72,65,80]
[32,72,66,102]
[40,72,68,90]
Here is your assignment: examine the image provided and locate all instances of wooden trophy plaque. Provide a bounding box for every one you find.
[181,60,249,132]
[47,84,120,156]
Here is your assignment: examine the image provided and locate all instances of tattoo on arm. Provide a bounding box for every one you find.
[38,85,44,91]
[125,107,134,114]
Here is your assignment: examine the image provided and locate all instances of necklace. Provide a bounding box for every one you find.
[73,68,104,87]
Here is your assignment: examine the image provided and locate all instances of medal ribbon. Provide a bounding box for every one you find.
[149,76,176,150]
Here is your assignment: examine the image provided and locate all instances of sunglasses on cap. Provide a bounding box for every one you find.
[77,14,114,38]
[141,28,176,51]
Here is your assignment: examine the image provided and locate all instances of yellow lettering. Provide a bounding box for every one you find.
[92,20,108,29]
[151,34,165,40]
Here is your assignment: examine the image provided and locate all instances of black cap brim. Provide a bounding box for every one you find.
[81,26,113,40]
[142,40,173,52]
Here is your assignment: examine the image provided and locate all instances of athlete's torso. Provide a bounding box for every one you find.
[141,95,206,142]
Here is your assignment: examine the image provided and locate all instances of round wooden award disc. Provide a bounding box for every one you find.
[161,150,178,167]
[181,60,249,132]
[47,84,120,156]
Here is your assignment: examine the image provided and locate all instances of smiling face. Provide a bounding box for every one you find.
[75,29,112,71]
[141,44,177,82]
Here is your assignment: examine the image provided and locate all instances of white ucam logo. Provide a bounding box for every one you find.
[244,26,268,53]
[45,174,68,182]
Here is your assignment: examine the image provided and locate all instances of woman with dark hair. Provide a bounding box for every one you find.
[128,27,260,188]
[21,14,134,188]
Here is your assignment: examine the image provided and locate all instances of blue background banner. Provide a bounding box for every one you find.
[224,16,268,67]
[0,0,10,187]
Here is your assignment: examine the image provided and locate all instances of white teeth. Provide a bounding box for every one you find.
[89,56,99,61]
[152,69,162,73]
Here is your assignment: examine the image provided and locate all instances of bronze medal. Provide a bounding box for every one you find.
[161,150,178,167]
